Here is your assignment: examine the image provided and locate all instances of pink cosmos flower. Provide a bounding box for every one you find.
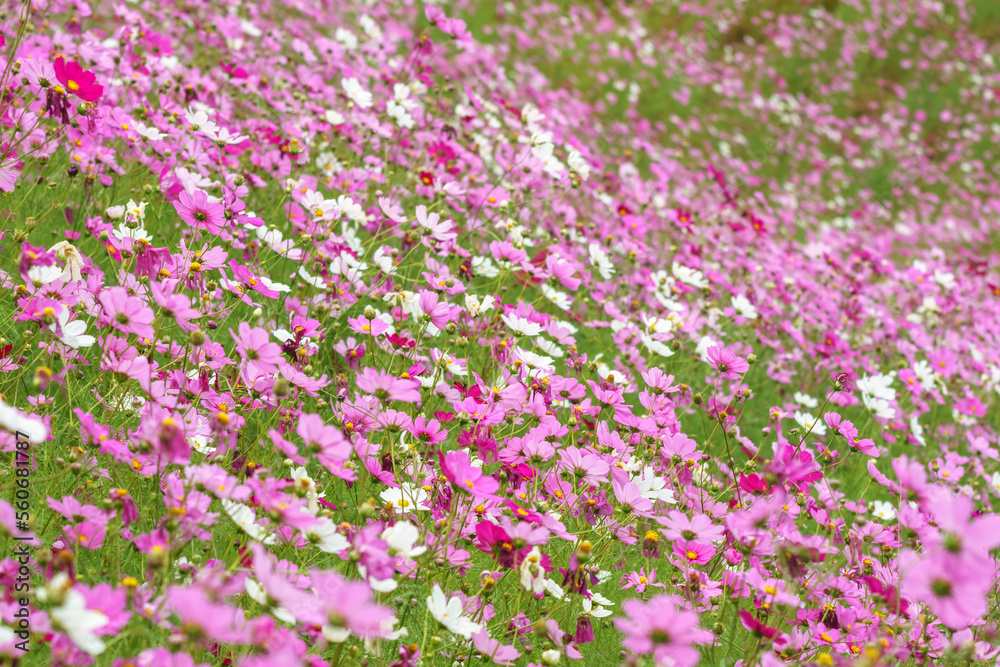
[612,479,653,517]
[655,510,726,543]
[355,367,421,403]
[621,567,665,594]
[706,345,750,379]
[439,449,499,497]
[297,413,351,462]
[230,322,282,372]
[174,190,226,234]
[166,587,251,644]
[152,281,201,332]
[923,487,1000,564]
[471,629,520,666]
[900,549,988,629]
[615,594,712,667]
[672,540,715,565]
[99,286,156,340]
[348,314,390,337]
[557,446,610,486]
[545,254,581,291]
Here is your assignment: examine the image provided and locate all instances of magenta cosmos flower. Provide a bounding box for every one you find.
[53,57,103,101]
[614,594,712,667]
[173,189,226,234]
[439,449,499,497]
[99,286,156,340]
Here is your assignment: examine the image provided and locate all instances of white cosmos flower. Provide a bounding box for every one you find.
[519,547,546,595]
[134,121,165,141]
[541,649,562,665]
[534,337,564,359]
[471,255,499,278]
[381,521,427,561]
[303,517,350,553]
[672,262,708,289]
[245,578,296,624]
[911,360,936,390]
[359,564,398,593]
[334,28,357,50]
[222,499,276,544]
[258,276,290,293]
[732,294,758,319]
[515,349,555,373]
[641,333,674,359]
[793,392,819,409]
[380,483,430,512]
[863,395,896,420]
[464,294,495,317]
[51,309,95,349]
[990,471,1000,496]
[51,589,109,655]
[0,397,47,443]
[793,411,827,437]
[27,264,63,285]
[373,247,397,275]
[501,314,543,337]
[540,283,571,310]
[337,195,366,222]
[567,147,591,180]
[581,598,613,618]
[588,243,615,279]
[857,373,897,402]
[427,585,481,639]
[910,416,926,446]
[297,266,326,288]
[342,77,373,108]
[184,107,218,134]
[871,500,897,521]
[634,467,676,504]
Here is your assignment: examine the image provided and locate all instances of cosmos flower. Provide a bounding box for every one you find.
[53,57,103,101]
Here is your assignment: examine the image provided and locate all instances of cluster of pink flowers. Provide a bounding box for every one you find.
[0,0,998,665]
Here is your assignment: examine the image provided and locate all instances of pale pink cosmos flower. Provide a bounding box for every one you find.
[356,368,421,403]
[472,628,520,666]
[615,594,712,667]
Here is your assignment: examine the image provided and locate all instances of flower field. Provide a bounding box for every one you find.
[2,0,1000,664]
